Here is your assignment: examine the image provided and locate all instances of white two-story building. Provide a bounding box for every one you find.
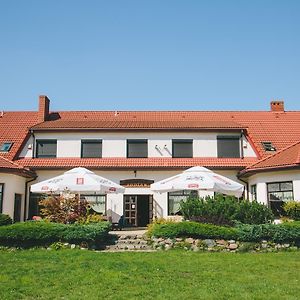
[0,96,299,225]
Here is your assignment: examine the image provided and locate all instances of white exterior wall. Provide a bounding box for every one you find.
[248,170,300,205]
[28,169,245,222]
[19,131,257,158]
[0,173,26,221]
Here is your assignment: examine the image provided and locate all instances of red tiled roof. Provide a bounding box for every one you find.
[0,156,35,177]
[240,141,300,176]
[30,110,300,159]
[0,111,39,160]
[15,157,257,170]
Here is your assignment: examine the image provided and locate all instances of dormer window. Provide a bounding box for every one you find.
[0,142,13,152]
[262,142,276,152]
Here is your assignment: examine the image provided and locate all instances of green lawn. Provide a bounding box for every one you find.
[0,250,299,300]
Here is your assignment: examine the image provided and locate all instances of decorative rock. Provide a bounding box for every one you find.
[216,239,227,246]
[228,240,236,244]
[284,244,290,248]
[203,239,216,247]
[228,243,238,250]
[165,244,172,251]
[261,243,268,249]
[70,244,76,249]
[185,238,194,244]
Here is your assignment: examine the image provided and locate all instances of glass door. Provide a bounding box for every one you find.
[124,195,137,226]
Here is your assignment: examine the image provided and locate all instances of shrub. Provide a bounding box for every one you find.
[0,214,12,226]
[0,221,111,248]
[236,222,300,243]
[150,221,238,240]
[39,194,89,224]
[283,201,300,220]
[147,218,177,237]
[180,195,274,225]
[234,200,274,225]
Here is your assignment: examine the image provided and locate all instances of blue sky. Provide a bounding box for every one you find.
[0,0,299,111]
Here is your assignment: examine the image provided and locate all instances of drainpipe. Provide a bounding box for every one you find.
[24,176,37,221]
[238,177,249,200]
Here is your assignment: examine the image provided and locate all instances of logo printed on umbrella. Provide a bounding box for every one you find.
[41,186,49,191]
[188,184,199,188]
[109,187,116,192]
[76,178,84,185]
[213,175,231,185]
[186,175,204,181]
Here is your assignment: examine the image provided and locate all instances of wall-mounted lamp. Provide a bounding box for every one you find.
[133,170,137,178]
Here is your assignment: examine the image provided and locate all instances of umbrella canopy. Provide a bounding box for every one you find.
[150,166,244,197]
[30,167,125,194]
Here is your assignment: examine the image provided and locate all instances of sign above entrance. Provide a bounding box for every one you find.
[120,179,154,188]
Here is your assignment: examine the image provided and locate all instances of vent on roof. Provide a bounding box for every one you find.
[0,142,13,152]
[262,142,276,152]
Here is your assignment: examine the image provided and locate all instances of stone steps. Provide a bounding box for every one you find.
[104,233,153,251]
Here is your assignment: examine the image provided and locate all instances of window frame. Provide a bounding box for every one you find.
[0,142,13,152]
[250,184,257,201]
[81,194,107,215]
[81,139,102,158]
[168,190,197,215]
[172,139,193,158]
[127,139,148,158]
[36,139,57,158]
[267,181,294,216]
[0,183,4,213]
[217,135,241,158]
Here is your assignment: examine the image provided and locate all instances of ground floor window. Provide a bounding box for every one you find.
[250,184,257,201]
[168,190,198,215]
[267,181,294,216]
[81,195,106,215]
[0,183,4,213]
[28,193,47,220]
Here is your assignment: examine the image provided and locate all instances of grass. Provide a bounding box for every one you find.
[0,250,299,299]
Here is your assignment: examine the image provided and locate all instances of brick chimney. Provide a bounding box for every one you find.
[270,100,284,112]
[38,95,50,123]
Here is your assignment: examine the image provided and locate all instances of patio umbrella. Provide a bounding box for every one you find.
[150,166,244,198]
[30,167,125,194]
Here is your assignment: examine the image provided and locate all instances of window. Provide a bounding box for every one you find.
[36,140,57,158]
[81,195,106,214]
[0,142,13,152]
[0,183,4,213]
[127,139,148,158]
[262,142,276,152]
[217,136,240,158]
[250,184,257,201]
[168,190,197,215]
[81,140,102,158]
[267,181,293,216]
[172,139,193,158]
[28,193,47,219]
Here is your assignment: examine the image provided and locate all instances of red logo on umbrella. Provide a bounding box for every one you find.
[109,187,116,192]
[41,186,49,191]
[188,184,199,188]
[76,178,84,185]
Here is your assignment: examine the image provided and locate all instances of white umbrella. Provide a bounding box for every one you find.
[30,167,125,194]
[150,166,244,198]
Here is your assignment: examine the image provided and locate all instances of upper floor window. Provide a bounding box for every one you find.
[36,140,57,158]
[81,140,102,158]
[127,139,148,158]
[217,136,240,158]
[172,139,193,158]
[267,181,293,216]
[262,141,276,152]
[0,142,13,152]
[0,183,4,213]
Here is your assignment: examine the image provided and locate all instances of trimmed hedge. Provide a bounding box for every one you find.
[150,221,300,244]
[0,214,12,226]
[0,221,111,248]
[151,221,238,240]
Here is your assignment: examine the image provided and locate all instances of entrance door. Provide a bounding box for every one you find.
[124,195,137,226]
[14,194,22,222]
[124,195,153,227]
